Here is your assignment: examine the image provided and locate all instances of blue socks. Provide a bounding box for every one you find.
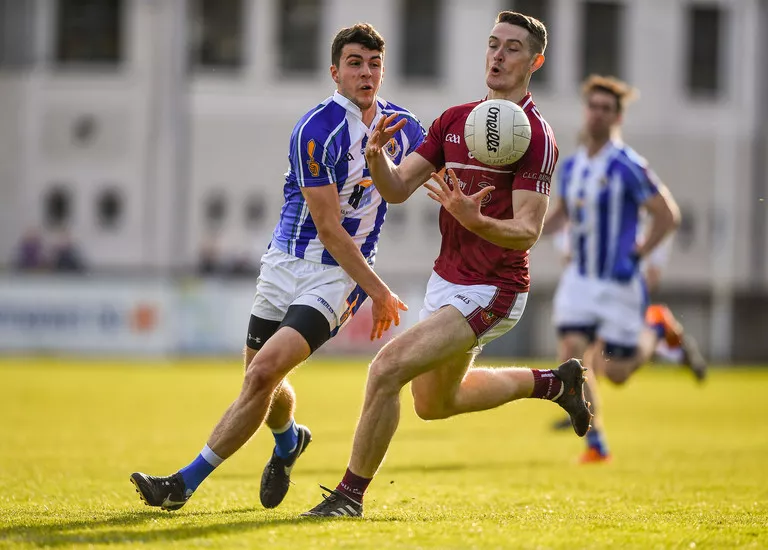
[586,429,609,457]
[178,444,224,493]
[272,419,299,458]
[177,422,298,495]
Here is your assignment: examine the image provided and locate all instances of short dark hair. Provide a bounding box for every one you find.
[331,23,385,67]
[495,11,548,55]
[582,75,639,113]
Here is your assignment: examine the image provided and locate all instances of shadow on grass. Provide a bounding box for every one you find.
[216,459,558,480]
[0,507,369,547]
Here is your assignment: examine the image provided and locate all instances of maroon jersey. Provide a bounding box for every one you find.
[415,93,557,298]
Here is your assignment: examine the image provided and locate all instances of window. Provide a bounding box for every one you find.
[44,186,73,229]
[0,0,35,69]
[686,5,725,96]
[204,192,227,230]
[55,0,123,65]
[401,0,442,81]
[581,1,624,79]
[278,0,322,75]
[507,0,552,86]
[189,0,244,69]
[96,187,123,230]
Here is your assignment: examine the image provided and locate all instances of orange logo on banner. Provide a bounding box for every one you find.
[131,304,157,332]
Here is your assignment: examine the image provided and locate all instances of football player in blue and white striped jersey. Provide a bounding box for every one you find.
[130,23,425,512]
[543,75,681,462]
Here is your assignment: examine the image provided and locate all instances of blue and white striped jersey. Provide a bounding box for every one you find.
[558,140,660,281]
[271,91,425,266]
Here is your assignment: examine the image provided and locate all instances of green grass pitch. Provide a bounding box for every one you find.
[1,356,767,549]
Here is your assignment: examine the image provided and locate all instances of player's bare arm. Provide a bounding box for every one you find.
[365,113,435,204]
[301,185,407,340]
[636,187,680,259]
[424,168,549,250]
[541,197,568,236]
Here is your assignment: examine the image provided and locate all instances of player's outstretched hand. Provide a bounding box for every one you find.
[369,288,408,341]
[365,114,407,161]
[424,169,495,229]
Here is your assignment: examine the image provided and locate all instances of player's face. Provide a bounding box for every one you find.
[485,23,542,92]
[584,91,621,138]
[331,44,383,112]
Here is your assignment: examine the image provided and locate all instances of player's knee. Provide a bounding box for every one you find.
[604,363,631,385]
[243,358,284,398]
[367,354,405,395]
[412,397,450,421]
[602,343,637,385]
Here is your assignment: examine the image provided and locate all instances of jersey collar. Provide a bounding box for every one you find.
[579,139,621,162]
[333,91,384,117]
[481,92,533,109]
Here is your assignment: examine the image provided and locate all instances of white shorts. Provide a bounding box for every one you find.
[553,264,646,347]
[251,246,366,334]
[419,271,528,352]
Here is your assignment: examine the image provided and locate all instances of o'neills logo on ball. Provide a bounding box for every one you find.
[485,106,501,153]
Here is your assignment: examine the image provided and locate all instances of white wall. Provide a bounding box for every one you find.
[0,0,763,292]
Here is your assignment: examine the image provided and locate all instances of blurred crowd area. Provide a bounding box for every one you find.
[12,227,87,274]
[11,228,258,276]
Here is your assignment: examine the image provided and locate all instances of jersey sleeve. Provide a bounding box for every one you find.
[414,113,445,169]
[401,114,427,155]
[512,122,558,195]
[626,164,661,204]
[289,123,337,187]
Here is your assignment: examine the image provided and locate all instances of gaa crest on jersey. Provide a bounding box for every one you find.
[306,139,321,177]
[384,138,401,159]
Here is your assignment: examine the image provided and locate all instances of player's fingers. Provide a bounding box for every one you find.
[386,118,407,135]
[428,171,443,185]
[446,169,462,193]
[423,182,442,196]
[426,192,441,203]
[398,299,408,311]
[431,172,452,194]
[375,115,390,132]
[366,134,380,152]
[471,186,495,202]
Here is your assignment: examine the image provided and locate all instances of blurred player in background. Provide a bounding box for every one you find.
[551,224,706,375]
[304,11,591,518]
[542,75,704,463]
[130,23,425,511]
